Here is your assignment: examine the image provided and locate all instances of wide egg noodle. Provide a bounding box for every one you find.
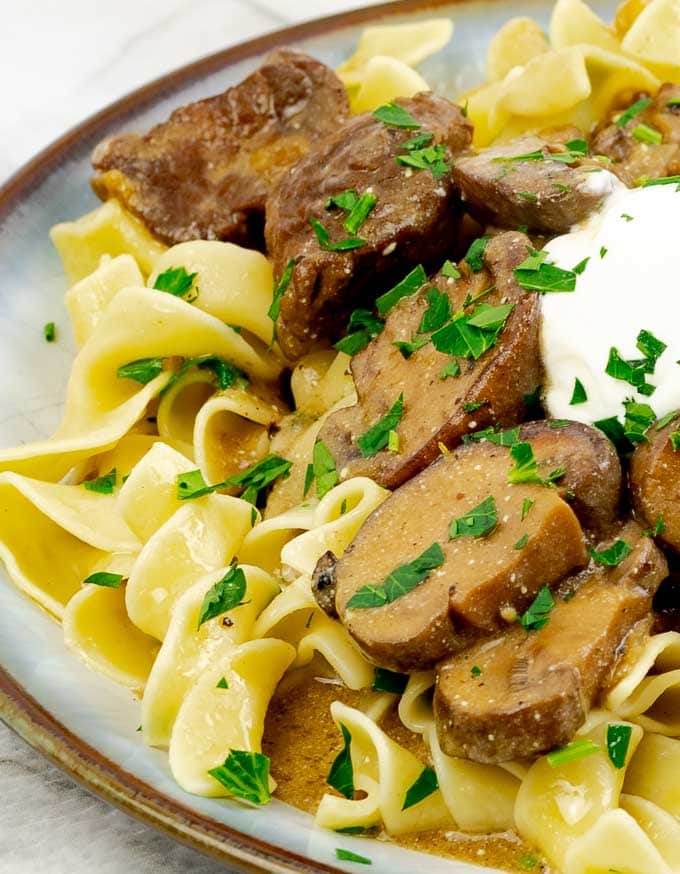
[66,253,144,347]
[51,199,167,283]
[0,286,278,482]
[623,733,680,817]
[169,637,296,797]
[290,351,354,419]
[125,493,253,641]
[142,564,278,747]
[238,505,317,576]
[550,0,623,52]
[514,716,643,871]
[0,472,139,617]
[63,581,159,690]
[349,56,430,114]
[315,701,453,834]
[621,0,680,79]
[486,17,550,82]
[620,793,680,869]
[606,631,680,735]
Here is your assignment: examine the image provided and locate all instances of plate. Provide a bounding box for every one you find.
[0,0,617,871]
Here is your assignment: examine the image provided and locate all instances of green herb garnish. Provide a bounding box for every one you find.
[328,724,354,798]
[397,143,450,179]
[671,431,680,451]
[356,393,404,458]
[268,258,296,330]
[153,266,198,302]
[464,236,490,273]
[310,217,365,252]
[570,377,588,405]
[546,738,600,767]
[335,849,372,865]
[83,572,124,588]
[439,359,461,379]
[519,585,555,631]
[419,287,452,334]
[326,190,359,211]
[431,303,513,360]
[346,543,445,609]
[508,442,564,486]
[441,259,461,279]
[177,455,292,504]
[197,562,247,628]
[616,97,652,127]
[590,539,632,567]
[208,750,271,805]
[449,496,497,540]
[216,677,229,689]
[632,123,662,144]
[376,265,427,315]
[606,723,632,769]
[463,425,520,446]
[306,440,339,499]
[514,248,577,293]
[44,321,56,342]
[117,357,165,385]
[471,665,482,677]
[402,766,439,810]
[343,192,378,235]
[521,497,534,520]
[514,534,529,550]
[83,468,117,495]
[334,309,384,356]
[372,102,421,129]
[372,668,409,695]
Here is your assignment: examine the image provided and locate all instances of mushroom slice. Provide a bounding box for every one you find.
[334,438,587,672]
[434,523,667,763]
[452,134,612,234]
[319,231,541,490]
[518,420,622,536]
[630,416,680,552]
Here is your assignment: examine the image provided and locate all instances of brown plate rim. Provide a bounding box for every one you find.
[0,0,470,871]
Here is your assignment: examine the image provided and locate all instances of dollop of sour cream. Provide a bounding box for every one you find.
[541,174,680,426]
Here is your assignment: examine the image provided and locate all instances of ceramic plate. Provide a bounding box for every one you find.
[0,0,617,871]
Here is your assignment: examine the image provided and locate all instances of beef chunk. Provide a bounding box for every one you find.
[434,523,667,763]
[453,134,613,234]
[265,93,473,360]
[630,417,680,553]
[319,232,541,490]
[335,436,588,672]
[518,420,622,536]
[590,84,680,186]
[91,50,349,248]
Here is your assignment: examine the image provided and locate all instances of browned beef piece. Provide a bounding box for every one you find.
[265,93,473,360]
[91,50,349,248]
[590,84,680,186]
[452,135,612,233]
[434,522,667,763]
[333,436,588,672]
[318,232,541,490]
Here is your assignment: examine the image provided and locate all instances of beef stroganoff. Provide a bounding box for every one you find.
[3,2,680,871]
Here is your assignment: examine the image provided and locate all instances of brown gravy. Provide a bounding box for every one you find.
[263,677,548,873]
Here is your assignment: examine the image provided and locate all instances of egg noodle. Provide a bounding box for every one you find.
[1,3,680,872]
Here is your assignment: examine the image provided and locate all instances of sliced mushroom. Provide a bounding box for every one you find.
[518,420,622,536]
[312,550,338,619]
[319,231,541,490]
[434,522,667,763]
[335,438,587,672]
[630,417,680,552]
[452,134,613,234]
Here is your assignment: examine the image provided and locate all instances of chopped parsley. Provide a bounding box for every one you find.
[508,442,564,486]
[514,248,577,293]
[327,724,354,798]
[641,175,680,189]
[449,496,497,540]
[462,401,487,413]
[671,431,680,451]
[518,854,540,870]
[493,141,587,165]
[621,213,634,221]
[623,399,657,444]
[44,321,56,342]
[153,265,198,302]
[393,334,429,359]
[397,142,450,179]
[632,123,662,145]
[372,668,408,695]
[335,849,372,865]
[334,309,384,356]
[177,454,292,504]
[644,516,665,537]
[431,302,513,360]
[439,359,461,379]
[590,539,632,567]
[356,394,404,458]
[402,766,439,810]
[463,425,520,446]
[387,429,399,452]
[519,585,555,631]
[208,750,271,805]
[572,257,590,275]
[616,97,652,127]
[372,102,421,129]
[117,357,165,385]
[514,534,529,550]
[197,562,247,628]
[83,571,124,588]
[83,468,117,494]
[343,192,378,235]
[268,258,296,330]
[518,191,538,201]
[326,189,359,212]
[464,236,490,273]
[216,677,229,689]
[604,326,668,396]
[606,723,632,769]
[402,132,435,151]
[546,738,600,767]
[655,409,680,430]
[570,377,588,405]
[375,265,427,315]
[419,287,452,334]
[521,497,534,520]
[345,543,445,609]
[306,440,339,499]
[310,217,365,252]
[599,246,608,259]
[441,259,461,279]
[471,665,482,677]
[162,355,248,395]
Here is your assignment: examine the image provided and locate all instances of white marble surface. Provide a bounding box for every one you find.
[0,2,384,872]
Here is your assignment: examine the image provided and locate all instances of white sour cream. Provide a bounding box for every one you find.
[541,174,680,425]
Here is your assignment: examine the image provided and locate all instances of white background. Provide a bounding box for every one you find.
[0,2,383,871]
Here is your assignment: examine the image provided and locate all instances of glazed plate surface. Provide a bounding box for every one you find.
[0,1,617,871]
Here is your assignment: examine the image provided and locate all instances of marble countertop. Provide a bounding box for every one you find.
[0,2,384,872]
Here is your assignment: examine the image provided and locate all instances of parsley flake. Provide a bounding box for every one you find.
[356,394,404,458]
[216,677,229,689]
[449,496,497,540]
[519,585,555,631]
[334,309,384,356]
[372,102,421,129]
[310,217,365,252]
[335,849,372,865]
[117,357,165,385]
[402,766,439,810]
[372,668,408,695]
[671,431,680,451]
[439,359,461,380]
[44,321,56,342]
[570,377,588,405]
[546,738,600,767]
[307,440,339,499]
[419,287,452,334]
[197,562,247,628]
[177,455,292,504]
[606,723,632,769]
[514,248,577,293]
[632,123,662,145]
[327,724,354,798]
[376,265,427,315]
[616,97,652,127]
[83,572,124,588]
[521,497,534,520]
[397,143,450,179]
[346,543,445,610]
[268,258,295,330]
[590,539,632,567]
[83,468,117,494]
[326,190,359,212]
[441,259,461,279]
[463,425,520,446]
[514,534,529,550]
[471,665,482,677]
[343,192,377,235]
[208,750,271,805]
[464,236,490,273]
[153,266,198,302]
[508,442,563,486]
